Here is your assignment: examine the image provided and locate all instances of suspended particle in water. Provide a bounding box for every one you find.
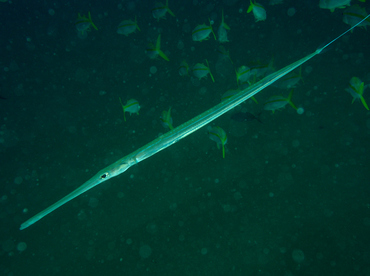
[297,107,304,115]
[292,140,300,147]
[17,242,27,252]
[150,66,157,74]
[177,40,184,50]
[146,222,158,234]
[287,7,296,17]
[14,176,23,185]
[139,244,152,258]
[305,66,313,74]
[280,247,287,253]
[292,249,305,263]
[2,239,15,252]
[198,87,207,95]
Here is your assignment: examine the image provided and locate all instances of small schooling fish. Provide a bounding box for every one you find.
[75,12,98,35]
[236,65,252,85]
[146,34,170,61]
[218,9,230,43]
[264,89,297,113]
[249,59,274,79]
[117,16,141,36]
[247,0,266,22]
[178,60,189,76]
[319,0,351,12]
[217,45,233,64]
[345,77,369,110]
[192,59,215,82]
[160,107,174,130]
[208,126,227,158]
[152,0,175,20]
[192,19,217,42]
[221,89,239,102]
[343,5,370,30]
[119,98,140,121]
[238,82,259,104]
[272,66,302,89]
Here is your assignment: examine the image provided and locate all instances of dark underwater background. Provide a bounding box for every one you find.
[1,0,370,275]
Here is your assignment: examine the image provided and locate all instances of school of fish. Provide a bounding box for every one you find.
[74,0,369,158]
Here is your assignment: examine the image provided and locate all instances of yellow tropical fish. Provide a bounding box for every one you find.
[319,0,351,12]
[146,34,170,61]
[75,12,98,35]
[178,60,189,76]
[192,59,215,82]
[119,98,140,121]
[345,77,369,110]
[160,107,174,130]
[117,16,141,36]
[248,0,266,22]
[264,89,297,113]
[208,126,227,158]
[218,9,230,43]
[238,81,259,104]
[343,5,370,31]
[217,45,233,64]
[249,59,275,78]
[272,66,303,89]
[221,89,239,102]
[152,0,175,20]
[192,19,217,41]
[236,65,252,85]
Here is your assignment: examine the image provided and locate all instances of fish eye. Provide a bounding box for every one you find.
[100,173,109,179]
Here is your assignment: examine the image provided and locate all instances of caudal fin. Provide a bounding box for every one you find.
[88,12,98,31]
[166,0,175,17]
[155,35,170,61]
[208,18,217,40]
[287,89,298,110]
[206,59,215,82]
[135,16,141,31]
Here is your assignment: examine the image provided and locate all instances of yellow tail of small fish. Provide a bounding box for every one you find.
[88,12,98,31]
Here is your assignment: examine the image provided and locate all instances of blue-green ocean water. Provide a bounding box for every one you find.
[1,0,370,275]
